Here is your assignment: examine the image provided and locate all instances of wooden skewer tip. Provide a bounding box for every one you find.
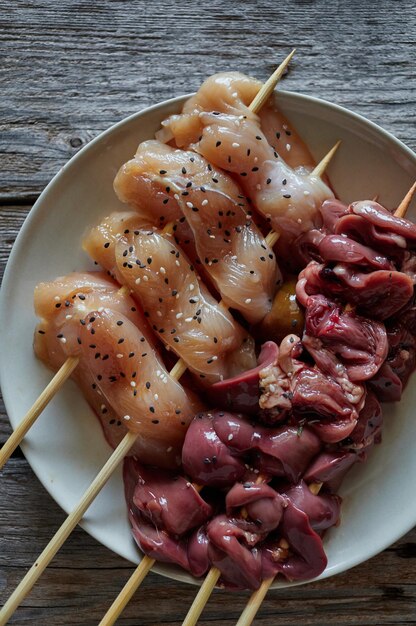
[249,48,296,115]
[311,139,341,178]
[395,180,416,218]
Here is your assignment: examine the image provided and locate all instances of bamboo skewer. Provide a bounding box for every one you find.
[0,356,79,470]
[311,140,341,178]
[395,181,416,217]
[0,350,189,625]
[249,49,296,114]
[0,286,132,472]
[99,556,155,626]
[182,568,222,626]
[0,429,138,625]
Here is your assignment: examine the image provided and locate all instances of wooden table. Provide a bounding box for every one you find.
[1,1,415,624]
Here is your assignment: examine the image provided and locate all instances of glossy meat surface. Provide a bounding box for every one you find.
[84,212,256,383]
[114,140,280,323]
[34,272,200,468]
[159,71,315,168]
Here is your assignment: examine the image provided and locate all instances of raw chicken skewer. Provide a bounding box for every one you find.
[0,356,78,469]
[235,481,324,626]
[0,50,295,474]
[0,49,320,471]
[0,280,131,470]
[0,310,196,624]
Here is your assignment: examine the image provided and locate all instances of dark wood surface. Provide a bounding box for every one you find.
[1,1,416,624]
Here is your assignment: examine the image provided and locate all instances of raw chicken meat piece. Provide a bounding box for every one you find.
[34,272,201,468]
[158,71,314,168]
[114,141,280,322]
[83,214,257,384]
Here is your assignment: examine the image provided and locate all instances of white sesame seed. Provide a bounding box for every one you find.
[201,199,208,206]
[232,142,240,148]
[59,337,67,344]
[174,193,179,200]
[143,275,149,281]
[286,143,291,151]
[175,260,180,266]
[54,295,60,301]
[188,284,195,291]
[209,234,215,239]
[297,218,302,224]
[186,201,193,208]
[154,393,159,400]
[160,266,166,274]
[232,91,238,97]
[65,314,73,320]
[135,277,141,284]
[211,355,218,361]
[101,404,106,411]
[116,353,123,358]
[228,433,234,441]
[245,298,252,304]
[256,184,261,191]
[166,446,173,452]
[130,381,136,387]
[163,376,168,383]
[254,156,258,163]
[304,190,310,196]
[124,415,131,421]
[176,312,183,319]
[157,311,162,317]
[185,317,193,322]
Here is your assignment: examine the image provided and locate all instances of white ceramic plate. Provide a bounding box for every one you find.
[1,92,416,588]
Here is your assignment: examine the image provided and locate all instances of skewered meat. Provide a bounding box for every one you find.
[158,71,315,169]
[34,272,201,468]
[114,140,281,323]
[84,212,256,383]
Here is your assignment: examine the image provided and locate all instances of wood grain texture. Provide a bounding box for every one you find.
[1,0,416,624]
